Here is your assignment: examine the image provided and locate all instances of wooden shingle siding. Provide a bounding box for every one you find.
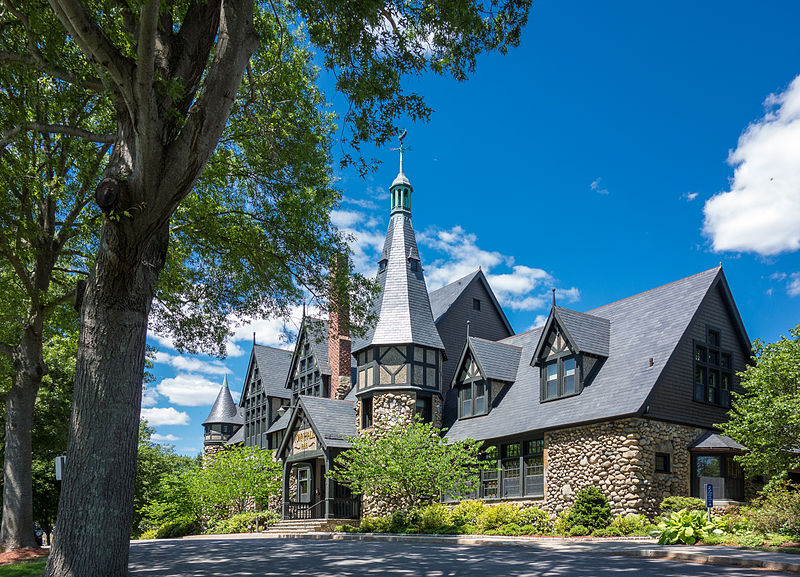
[437,277,514,397]
[646,283,750,429]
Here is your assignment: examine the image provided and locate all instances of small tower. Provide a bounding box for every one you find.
[202,375,243,461]
[352,133,446,432]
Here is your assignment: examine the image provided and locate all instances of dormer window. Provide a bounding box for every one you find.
[543,356,576,401]
[409,259,418,271]
[455,351,489,419]
[378,260,387,273]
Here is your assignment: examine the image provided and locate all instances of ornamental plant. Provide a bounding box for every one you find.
[565,486,612,531]
[329,418,487,511]
[651,509,723,545]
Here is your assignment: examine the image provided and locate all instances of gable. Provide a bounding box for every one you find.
[284,320,329,398]
[645,278,751,428]
[436,272,514,396]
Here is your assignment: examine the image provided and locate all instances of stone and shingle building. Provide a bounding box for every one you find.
[203,149,752,521]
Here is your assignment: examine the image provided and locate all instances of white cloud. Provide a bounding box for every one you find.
[418,226,508,290]
[590,177,609,195]
[532,314,549,329]
[153,351,229,375]
[141,386,160,407]
[683,192,699,202]
[151,433,180,442]
[156,373,227,406]
[704,75,800,255]
[788,273,800,297]
[180,447,199,455]
[140,407,190,426]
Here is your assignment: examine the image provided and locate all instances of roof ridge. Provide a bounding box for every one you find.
[555,306,611,322]
[253,343,292,352]
[586,266,720,315]
[470,335,523,349]
[429,269,480,294]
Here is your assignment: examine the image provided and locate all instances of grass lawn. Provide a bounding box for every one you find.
[744,546,800,555]
[0,559,46,576]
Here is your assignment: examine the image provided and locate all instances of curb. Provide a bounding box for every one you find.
[616,549,800,574]
[248,532,800,573]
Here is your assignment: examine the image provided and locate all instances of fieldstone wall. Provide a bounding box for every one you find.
[545,418,705,517]
[202,443,226,464]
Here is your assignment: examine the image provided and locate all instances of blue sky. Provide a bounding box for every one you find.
[144,0,800,455]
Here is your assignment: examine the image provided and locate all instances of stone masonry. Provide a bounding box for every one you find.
[544,417,704,517]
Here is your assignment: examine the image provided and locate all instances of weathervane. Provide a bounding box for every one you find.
[391,129,409,174]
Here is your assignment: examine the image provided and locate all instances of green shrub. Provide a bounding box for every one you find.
[418,504,453,533]
[743,482,800,536]
[566,487,611,531]
[737,533,766,548]
[205,511,279,534]
[659,496,706,514]
[450,500,486,527]
[569,524,590,537]
[155,516,199,539]
[358,516,391,533]
[518,505,553,534]
[460,523,478,535]
[652,509,722,545]
[611,514,650,536]
[388,509,421,533]
[553,510,572,535]
[478,502,521,531]
[591,526,622,537]
[335,524,357,532]
[139,528,158,540]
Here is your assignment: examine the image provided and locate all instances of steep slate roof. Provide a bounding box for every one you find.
[352,209,444,353]
[303,317,331,376]
[689,432,746,451]
[266,409,292,434]
[552,307,611,358]
[251,344,293,400]
[202,376,243,426]
[446,266,723,442]
[429,270,513,335]
[468,336,522,383]
[429,270,481,322]
[298,396,357,449]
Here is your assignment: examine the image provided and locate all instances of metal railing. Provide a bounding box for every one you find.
[285,497,361,520]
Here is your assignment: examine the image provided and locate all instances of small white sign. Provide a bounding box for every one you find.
[55,455,66,481]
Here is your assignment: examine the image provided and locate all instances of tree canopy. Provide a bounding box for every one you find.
[330,419,486,511]
[1,0,531,573]
[719,325,800,480]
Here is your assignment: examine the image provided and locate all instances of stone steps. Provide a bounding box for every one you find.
[264,519,353,534]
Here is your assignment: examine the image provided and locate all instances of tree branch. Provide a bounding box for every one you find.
[48,0,135,102]
[136,0,159,138]
[161,0,257,220]
[0,123,114,150]
[0,51,105,92]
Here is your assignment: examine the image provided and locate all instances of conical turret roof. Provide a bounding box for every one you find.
[353,157,444,353]
[202,375,242,426]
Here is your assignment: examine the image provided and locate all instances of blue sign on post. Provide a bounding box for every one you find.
[705,483,714,508]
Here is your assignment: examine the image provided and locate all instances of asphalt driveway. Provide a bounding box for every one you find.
[128,537,797,576]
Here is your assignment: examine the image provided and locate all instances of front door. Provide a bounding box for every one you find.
[297,465,311,503]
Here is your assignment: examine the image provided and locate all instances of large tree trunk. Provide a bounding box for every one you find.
[0,335,44,550]
[44,221,168,577]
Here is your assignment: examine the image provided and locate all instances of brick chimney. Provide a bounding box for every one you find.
[328,254,352,400]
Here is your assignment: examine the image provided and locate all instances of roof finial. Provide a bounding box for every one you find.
[395,128,407,175]
[222,374,229,389]
[466,320,471,338]
[253,331,256,346]
[302,301,306,318]
[552,288,556,307]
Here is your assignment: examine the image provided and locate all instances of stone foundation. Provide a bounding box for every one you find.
[544,418,704,517]
[202,443,226,464]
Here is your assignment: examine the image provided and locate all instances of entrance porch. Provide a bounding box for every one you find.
[282,454,359,520]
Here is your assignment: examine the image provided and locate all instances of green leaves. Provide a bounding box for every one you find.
[652,509,722,545]
[329,417,486,510]
[719,325,800,479]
